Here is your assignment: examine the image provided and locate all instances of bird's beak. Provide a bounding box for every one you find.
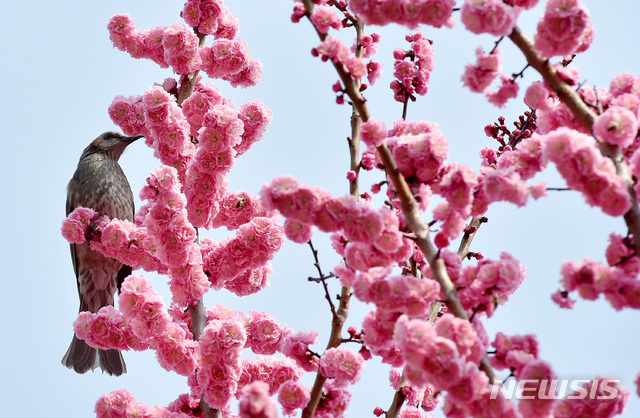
[122,135,144,144]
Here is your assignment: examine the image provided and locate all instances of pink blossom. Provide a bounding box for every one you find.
[530,181,548,200]
[460,0,517,36]
[312,380,352,418]
[61,207,98,243]
[310,7,342,34]
[551,289,575,309]
[483,167,528,206]
[200,38,253,79]
[517,360,557,416]
[361,119,388,148]
[461,47,502,93]
[282,330,319,372]
[554,378,629,418]
[319,347,364,386]
[524,80,551,110]
[284,218,313,244]
[162,22,202,74]
[593,106,638,148]
[238,381,277,418]
[95,389,138,418]
[605,233,640,279]
[236,100,273,156]
[246,311,286,355]
[486,74,519,108]
[397,406,424,418]
[543,127,631,217]
[278,380,310,416]
[348,0,455,29]
[490,332,539,372]
[438,163,478,214]
[533,0,592,58]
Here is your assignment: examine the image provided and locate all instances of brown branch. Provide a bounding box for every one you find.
[385,375,408,418]
[300,5,360,416]
[298,4,501,417]
[174,28,219,418]
[177,30,206,107]
[458,216,484,260]
[508,26,640,256]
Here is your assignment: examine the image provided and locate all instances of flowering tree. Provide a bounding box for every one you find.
[61,0,640,417]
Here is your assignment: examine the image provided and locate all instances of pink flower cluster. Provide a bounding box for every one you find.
[209,190,268,230]
[119,275,199,375]
[73,306,147,352]
[62,207,165,273]
[278,380,311,416]
[593,106,638,149]
[473,136,546,212]
[95,389,192,418]
[461,47,502,94]
[225,264,273,297]
[390,31,434,103]
[61,207,99,244]
[543,127,631,217]
[236,100,273,156]
[387,369,440,413]
[394,314,492,410]
[138,166,209,306]
[245,310,287,355]
[452,252,526,317]
[319,346,365,386]
[108,95,148,137]
[196,313,247,409]
[557,257,640,310]
[486,74,520,108]
[347,0,455,29]
[201,217,284,292]
[432,163,478,247]
[361,309,404,366]
[460,0,517,36]
[182,81,224,136]
[387,125,449,185]
[352,267,441,317]
[310,6,343,34]
[361,118,388,149]
[490,331,539,374]
[517,360,557,417]
[182,0,237,37]
[108,14,202,74]
[282,330,320,372]
[183,103,242,227]
[238,381,278,418]
[313,36,367,80]
[141,86,197,181]
[554,378,629,418]
[200,38,263,87]
[312,380,353,418]
[533,0,593,58]
[238,357,304,397]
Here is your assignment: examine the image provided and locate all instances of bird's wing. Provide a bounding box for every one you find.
[66,188,83,302]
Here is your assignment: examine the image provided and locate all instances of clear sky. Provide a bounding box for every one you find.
[1,1,638,417]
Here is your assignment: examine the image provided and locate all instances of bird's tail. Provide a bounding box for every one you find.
[61,334,126,376]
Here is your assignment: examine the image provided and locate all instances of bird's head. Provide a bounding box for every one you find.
[81,132,143,161]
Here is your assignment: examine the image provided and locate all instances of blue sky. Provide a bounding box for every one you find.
[1,1,638,417]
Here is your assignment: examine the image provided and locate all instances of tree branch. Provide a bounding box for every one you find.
[508,26,640,256]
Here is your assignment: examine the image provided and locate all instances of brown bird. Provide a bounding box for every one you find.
[62,131,142,376]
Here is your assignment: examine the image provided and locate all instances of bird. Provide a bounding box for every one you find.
[62,131,142,376]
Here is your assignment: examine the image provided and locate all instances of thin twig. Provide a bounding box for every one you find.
[307,240,337,316]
